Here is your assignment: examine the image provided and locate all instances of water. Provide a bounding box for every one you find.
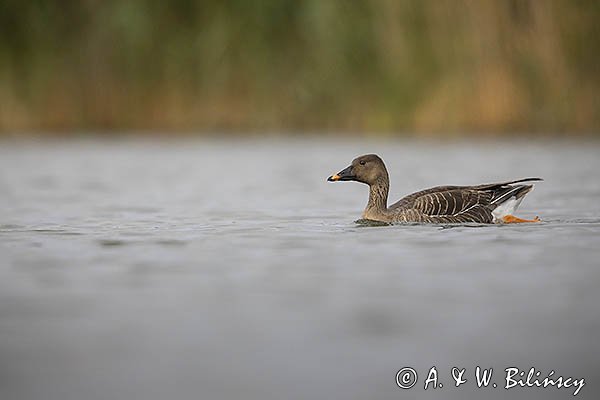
[1,138,599,400]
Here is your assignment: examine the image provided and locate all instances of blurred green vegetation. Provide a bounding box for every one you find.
[0,0,598,135]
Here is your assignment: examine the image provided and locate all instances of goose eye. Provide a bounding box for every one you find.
[359,160,366,165]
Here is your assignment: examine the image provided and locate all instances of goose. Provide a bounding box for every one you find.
[327,154,541,224]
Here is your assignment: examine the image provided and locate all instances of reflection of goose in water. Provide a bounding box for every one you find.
[328,154,541,224]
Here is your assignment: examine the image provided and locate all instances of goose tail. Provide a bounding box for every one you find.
[490,184,537,222]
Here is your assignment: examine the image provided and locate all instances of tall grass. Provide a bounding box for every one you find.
[0,0,598,135]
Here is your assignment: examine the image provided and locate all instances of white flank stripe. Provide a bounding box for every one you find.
[492,196,525,222]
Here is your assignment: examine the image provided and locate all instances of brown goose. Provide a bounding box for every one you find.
[327,154,541,224]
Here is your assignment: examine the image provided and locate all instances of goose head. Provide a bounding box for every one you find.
[327,154,388,185]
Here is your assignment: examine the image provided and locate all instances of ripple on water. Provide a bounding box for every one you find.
[33,229,84,236]
[352,219,600,231]
[97,239,128,247]
[0,224,25,231]
[97,238,187,247]
[154,239,187,246]
[354,219,392,227]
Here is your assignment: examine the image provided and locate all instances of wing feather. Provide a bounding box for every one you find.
[412,189,492,218]
[388,178,542,223]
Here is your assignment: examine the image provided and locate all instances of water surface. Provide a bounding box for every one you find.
[1,138,599,399]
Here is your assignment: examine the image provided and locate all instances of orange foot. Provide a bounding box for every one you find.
[502,215,541,223]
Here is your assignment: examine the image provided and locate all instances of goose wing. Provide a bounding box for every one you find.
[411,188,492,220]
[389,178,542,221]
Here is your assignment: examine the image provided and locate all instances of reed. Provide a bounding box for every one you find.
[0,0,598,135]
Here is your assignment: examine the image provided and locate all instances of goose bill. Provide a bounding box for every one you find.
[327,166,355,181]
